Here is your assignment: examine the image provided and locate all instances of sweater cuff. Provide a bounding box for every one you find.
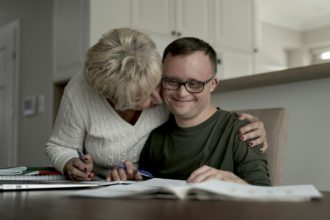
[54,150,80,173]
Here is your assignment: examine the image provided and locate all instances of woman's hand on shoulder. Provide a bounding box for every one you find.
[237,112,268,152]
[64,154,95,181]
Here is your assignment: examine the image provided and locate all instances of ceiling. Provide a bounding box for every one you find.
[256,0,330,31]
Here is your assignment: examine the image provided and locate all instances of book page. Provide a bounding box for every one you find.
[71,178,322,201]
[135,178,190,199]
[71,178,187,199]
[134,178,323,201]
[136,178,187,187]
[189,180,322,201]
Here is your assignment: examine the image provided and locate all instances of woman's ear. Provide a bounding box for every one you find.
[210,77,219,92]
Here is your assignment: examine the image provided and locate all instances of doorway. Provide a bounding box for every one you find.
[0,20,19,167]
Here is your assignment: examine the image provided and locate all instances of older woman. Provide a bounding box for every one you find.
[45,28,267,181]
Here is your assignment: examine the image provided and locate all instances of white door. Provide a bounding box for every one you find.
[131,0,174,36]
[0,20,19,167]
[175,0,211,41]
[214,0,255,53]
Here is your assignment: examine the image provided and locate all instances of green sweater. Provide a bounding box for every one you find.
[139,109,271,186]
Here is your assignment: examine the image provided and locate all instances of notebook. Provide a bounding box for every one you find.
[0,180,103,191]
[0,179,134,191]
[0,166,131,191]
[0,166,27,175]
[0,174,66,181]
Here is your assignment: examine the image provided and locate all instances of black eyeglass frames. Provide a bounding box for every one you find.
[161,75,214,93]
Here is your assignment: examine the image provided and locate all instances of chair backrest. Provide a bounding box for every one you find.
[234,107,288,185]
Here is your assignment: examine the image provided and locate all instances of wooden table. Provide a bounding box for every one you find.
[0,190,329,220]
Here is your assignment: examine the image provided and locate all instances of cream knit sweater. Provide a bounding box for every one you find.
[45,73,169,173]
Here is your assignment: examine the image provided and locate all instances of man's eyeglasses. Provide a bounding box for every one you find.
[161,76,214,93]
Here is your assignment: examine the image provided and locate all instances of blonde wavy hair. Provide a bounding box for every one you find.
[84,28,162,110]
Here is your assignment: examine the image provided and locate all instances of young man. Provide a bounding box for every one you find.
[139,37,271,186]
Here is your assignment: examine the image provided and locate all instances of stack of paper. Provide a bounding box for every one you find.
[0,167,27,175]
[0,166,65,181]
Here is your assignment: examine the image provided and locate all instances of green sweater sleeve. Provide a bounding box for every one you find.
[232,120,271,186]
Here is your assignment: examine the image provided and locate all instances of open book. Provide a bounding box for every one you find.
[72,178,322,202]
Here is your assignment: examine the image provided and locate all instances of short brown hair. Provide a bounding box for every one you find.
[162,37,217,74]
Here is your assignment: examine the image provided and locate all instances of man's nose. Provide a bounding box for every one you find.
[177,84,190,97]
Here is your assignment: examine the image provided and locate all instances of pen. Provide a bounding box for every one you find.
[117,163,153,179]
[77,148,85,162]
[77,148,87,174]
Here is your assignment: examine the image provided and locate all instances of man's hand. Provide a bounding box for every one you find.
[64,154,94,181]
[238,112,268,152]
[187,165,247,184]
[105,160,143,182]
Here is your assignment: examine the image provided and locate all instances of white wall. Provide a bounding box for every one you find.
[212,77,330,191]
[257,22,330,72]
[89,0,130,46]
[256,22,302,73]
[0,0,53,166]
[303,24,330,46]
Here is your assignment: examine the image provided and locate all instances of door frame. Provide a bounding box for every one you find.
[0,20,20,166]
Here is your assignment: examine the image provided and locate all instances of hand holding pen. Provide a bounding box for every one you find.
[77,148,95,178]
[105,160,153,182]
[63,148,95,181]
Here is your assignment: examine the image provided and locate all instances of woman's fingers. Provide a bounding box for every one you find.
[237,113,268,152]
[109,169,120,181]
[64,157,94,181]
[124,160,137,177]
[238,113,258,122]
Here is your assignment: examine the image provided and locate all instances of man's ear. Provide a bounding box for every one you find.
[210,77,219,92]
